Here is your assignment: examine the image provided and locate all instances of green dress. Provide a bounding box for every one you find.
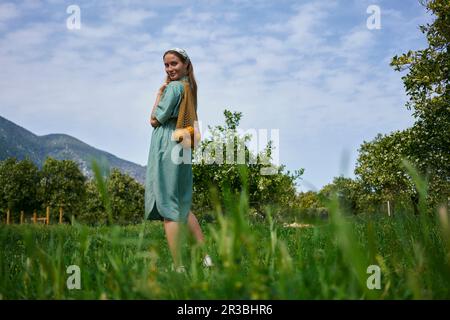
[145,75,193,223]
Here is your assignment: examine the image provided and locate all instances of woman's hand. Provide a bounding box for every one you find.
[149,112,160,128]
[150,117,160,128]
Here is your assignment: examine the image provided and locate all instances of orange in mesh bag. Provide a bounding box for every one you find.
[172,80,201,149]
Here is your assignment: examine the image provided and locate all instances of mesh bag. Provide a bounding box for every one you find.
[172,80,201,149]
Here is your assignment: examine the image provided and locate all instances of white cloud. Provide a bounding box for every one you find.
[115,9,156,26]
[21,0,43,10]
[339,28,374,53]
[0,3,20,22]
[0,0,428,191]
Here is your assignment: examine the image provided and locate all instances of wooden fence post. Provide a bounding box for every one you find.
[6,209,10,225]
[46,206,50,225]
[33,210,37,224]
[387,200,391,217]
[59,207,63,224]
[20,211,24,224]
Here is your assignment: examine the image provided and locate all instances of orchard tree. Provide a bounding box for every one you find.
[390,0,450,210]
[318,176,360,214]
[39,157,86,221]
[0,157,41,220]
[79,169,144,225]
[192,109,303,219]
[354,130,418,214]
[78,179,108,225]
[354,0,449,215]
[297,191,321,209]
[108,168,145,225]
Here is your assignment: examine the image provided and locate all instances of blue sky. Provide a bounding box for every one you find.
[0,0,433,192]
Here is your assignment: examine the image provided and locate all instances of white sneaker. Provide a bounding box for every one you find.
[175,265,186,273]
[202,255,214,268]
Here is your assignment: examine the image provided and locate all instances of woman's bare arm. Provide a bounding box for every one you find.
[149,91,163,127]
[149,81,170,128]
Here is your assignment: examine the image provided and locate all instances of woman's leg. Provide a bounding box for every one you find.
[164,219,182,267]
[187,211,213,267]
[164,213,211,269]
[187,211,205,245]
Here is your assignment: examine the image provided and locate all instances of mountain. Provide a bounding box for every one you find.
[0,115,146,184]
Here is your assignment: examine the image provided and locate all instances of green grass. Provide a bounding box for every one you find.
[1,159,449,299]
[1,208,449,299]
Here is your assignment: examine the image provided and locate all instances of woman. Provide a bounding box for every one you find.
[145,48,212,273]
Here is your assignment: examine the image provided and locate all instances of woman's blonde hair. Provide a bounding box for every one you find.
[163,50,198,108]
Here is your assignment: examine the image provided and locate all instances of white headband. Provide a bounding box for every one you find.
[167,47,190,62]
